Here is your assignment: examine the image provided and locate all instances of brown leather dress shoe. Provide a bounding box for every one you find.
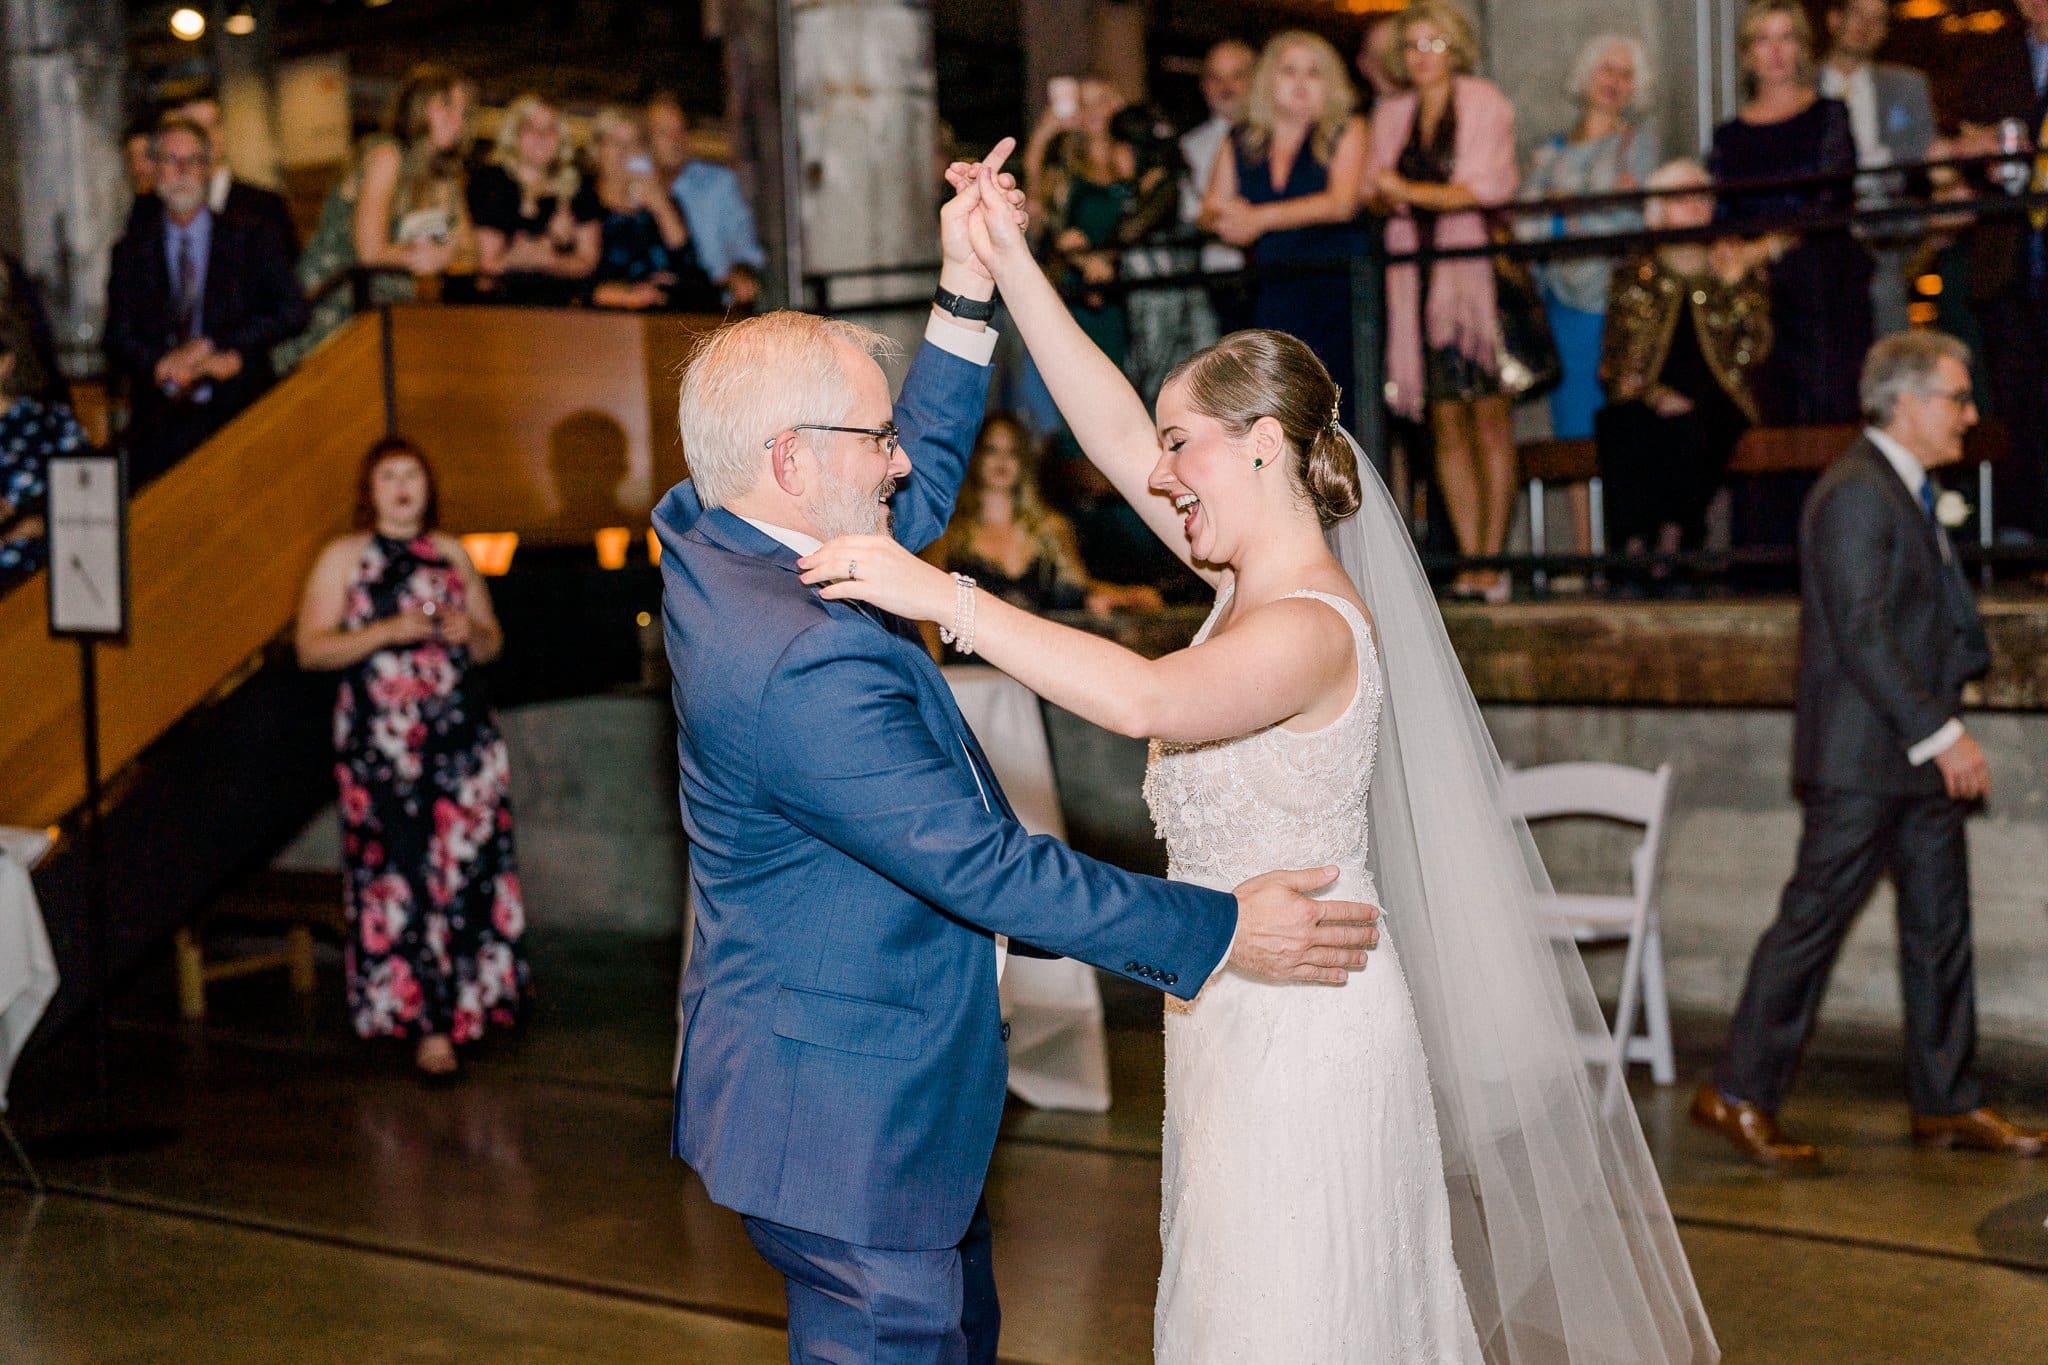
[1688,1081,1823,1171]
[1911,1107,2048,1156]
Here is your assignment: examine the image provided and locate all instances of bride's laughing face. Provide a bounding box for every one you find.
[1151,377,1283,567]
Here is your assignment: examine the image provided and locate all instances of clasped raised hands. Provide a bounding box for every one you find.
[939,136,1029,281]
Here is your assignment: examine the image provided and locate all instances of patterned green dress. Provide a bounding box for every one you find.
[273,139,422,374]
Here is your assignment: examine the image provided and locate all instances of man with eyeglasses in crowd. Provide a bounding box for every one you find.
[105,117,308,486]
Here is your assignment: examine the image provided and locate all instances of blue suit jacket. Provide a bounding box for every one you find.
[655,338,1237,1251]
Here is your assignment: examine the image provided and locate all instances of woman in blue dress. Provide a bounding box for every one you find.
[0,314,89,593]
[1520,34,1659,443]
[1199,31,1369,429]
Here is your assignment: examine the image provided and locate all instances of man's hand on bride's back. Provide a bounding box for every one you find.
[800,535,955,624]
[1228,867,1380,985]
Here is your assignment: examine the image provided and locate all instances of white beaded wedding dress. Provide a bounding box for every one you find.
[1134,435,1718,1365]
[1146,584,1484,1363]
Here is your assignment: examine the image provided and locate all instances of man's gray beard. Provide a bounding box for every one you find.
[810,472,892,541]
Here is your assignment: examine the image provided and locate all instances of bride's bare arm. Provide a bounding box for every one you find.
[799,536,1350,744]
[964,167,1220,586]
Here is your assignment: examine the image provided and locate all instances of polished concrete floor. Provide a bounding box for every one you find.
[5,929,2047,1363]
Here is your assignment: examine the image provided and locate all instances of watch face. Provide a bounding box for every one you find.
[48,456,127,637]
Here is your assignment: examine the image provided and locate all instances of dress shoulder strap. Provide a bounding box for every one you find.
[1280,588,1375,660]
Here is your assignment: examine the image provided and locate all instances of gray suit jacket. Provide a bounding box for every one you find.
[1793,438,1990,796]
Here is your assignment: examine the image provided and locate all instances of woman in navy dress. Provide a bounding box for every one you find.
[1199,31,1369,429]
[1708,0,1873,560]
[1708,0,1871,428]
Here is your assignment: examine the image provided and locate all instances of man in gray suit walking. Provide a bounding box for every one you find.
[1820,0,1937,336]
[1692,332,2048,1168]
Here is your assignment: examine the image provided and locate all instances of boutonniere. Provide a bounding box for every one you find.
[1935,489,1971,529]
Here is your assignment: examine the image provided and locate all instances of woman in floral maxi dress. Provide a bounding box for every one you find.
[297,437,528,1076]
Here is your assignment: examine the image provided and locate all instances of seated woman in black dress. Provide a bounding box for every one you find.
[586,106,720,313]
[1598,160,1775,588]
[467,94,602,306]
[926,415,1163,655]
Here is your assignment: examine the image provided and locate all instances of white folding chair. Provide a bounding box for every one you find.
[1502,762,1677,1112]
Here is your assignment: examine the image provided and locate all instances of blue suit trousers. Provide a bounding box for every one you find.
[744,1198,999,1365]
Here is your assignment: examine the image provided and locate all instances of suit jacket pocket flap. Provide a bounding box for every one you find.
[772,985,925,1060]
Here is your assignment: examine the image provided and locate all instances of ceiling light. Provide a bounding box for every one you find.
[225,9,256,35]
[169,7,206,40]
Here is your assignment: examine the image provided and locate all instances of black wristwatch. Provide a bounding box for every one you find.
[933,283,998,322]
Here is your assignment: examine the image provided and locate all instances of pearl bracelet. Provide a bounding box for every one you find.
[938,572,978,655]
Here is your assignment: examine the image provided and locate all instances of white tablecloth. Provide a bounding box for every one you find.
[0,830,58,1114]
[944,667,1113,1114]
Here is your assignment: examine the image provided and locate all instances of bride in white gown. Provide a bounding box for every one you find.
[804,163,1717,1363]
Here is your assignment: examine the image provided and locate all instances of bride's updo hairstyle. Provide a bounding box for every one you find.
[1161,329,1362,526]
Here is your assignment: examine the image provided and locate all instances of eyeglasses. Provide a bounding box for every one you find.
[1406,36,1450,55]
[767,422,901,456]
[1932,387,1975,408]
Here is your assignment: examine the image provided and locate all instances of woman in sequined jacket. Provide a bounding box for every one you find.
[1597,160,1774,572]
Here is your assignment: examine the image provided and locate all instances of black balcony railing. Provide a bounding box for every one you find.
[796,148,2048,596]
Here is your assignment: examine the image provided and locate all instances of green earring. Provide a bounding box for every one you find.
[1253,457,1265,469]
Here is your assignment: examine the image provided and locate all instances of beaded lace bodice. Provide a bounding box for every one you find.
[1143,584,1383,889]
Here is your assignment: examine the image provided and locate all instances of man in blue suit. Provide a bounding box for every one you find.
[653,158,1380,1362]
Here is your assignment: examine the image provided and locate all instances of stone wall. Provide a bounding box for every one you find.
[276,694,688,939]
[280,686,2048,1042]
[1482,705,2048,1042]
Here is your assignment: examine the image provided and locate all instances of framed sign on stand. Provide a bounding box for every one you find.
[36,451,170,1158]
[46,453,129,642]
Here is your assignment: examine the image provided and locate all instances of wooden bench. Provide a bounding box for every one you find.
[1516,438,1604,567]
[1519,419,2011,566]
[1728,420,2008,551]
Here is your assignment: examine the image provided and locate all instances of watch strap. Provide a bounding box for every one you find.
[932,284,998,322]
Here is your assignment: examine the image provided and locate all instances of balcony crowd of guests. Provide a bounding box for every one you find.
[0,0,2039,601]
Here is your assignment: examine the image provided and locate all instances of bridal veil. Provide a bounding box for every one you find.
[1330,431,1718,1364]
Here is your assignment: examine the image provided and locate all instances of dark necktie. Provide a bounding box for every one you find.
[175,230,201,342]
[1918,479,1957,567]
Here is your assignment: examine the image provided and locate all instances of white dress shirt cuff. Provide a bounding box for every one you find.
[1908,718,1965,767]
[924,309,999,367]
[1207,922,1238,985]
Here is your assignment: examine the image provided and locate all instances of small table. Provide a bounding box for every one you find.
[944,667,1112,1114]
[0,828,58,1188]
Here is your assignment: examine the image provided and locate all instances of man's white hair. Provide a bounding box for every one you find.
[677,311,896,508]
[1861,330,1970,427]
